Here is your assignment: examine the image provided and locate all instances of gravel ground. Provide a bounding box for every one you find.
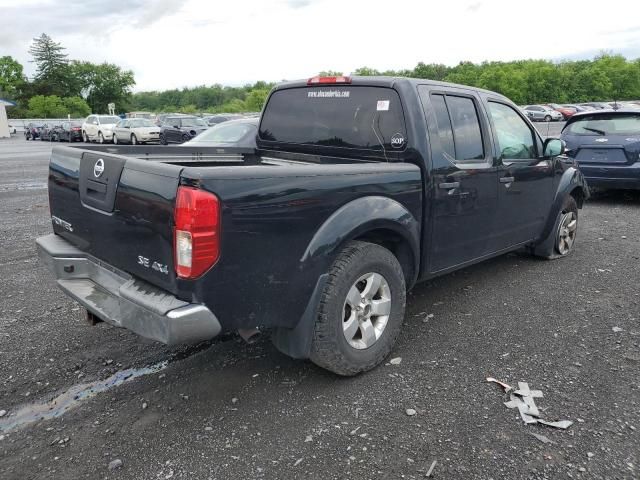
[0,135,638,480]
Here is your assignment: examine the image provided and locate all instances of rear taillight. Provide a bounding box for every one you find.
[173,186,220,279]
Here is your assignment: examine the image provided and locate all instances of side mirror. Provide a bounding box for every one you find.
[543,138,565,158]
[173,125,180,129]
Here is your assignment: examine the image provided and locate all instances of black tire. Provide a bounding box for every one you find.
[131,134,138,145]
[181,134,190,143]
[159,134,167,145]
[82,131,88,143]
[309,241,406,376]
[544,115,552,122]
[98,132,105,144]
[533,195,578,259]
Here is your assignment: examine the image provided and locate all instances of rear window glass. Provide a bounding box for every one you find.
[565,114,640,136]
[259,86,407,152]
[98,116,120,124]
[191,122,256,143]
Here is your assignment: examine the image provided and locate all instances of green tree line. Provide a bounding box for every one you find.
[351,53,640,105]
[129,82,274,114]
[129,53,640,113]
[2,36,638,118]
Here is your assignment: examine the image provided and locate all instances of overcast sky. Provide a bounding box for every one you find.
[2,0,640,92]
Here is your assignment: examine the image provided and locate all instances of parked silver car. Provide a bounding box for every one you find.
[112,118,161,145]
[522,105,563,122]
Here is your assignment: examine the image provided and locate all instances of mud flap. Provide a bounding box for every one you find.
[271,274,328,360]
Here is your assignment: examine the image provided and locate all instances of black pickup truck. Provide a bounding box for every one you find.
[37,76,588,375]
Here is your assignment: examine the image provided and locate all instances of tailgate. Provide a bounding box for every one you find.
[48,146,182,293]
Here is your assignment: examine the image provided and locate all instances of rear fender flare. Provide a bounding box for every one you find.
[300,195,420,282]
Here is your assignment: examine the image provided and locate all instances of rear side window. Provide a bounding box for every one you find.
[259,86,407,153]
[447,96,484,161]
[430,94,455,160]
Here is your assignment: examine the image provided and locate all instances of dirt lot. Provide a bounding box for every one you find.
[0,136,638,479]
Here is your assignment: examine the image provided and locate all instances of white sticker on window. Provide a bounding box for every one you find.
[376,100,390,111]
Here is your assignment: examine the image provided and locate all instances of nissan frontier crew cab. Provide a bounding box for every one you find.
[37,76,588,375]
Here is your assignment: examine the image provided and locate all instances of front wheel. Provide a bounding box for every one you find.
[82,131,88,143]
[159,134,167,145]
[98,132,105,144]
[533,196,578,259]
[131,134,138,145]
[309,241,406,376]
[113,134,118,144]
[544,115,552,122]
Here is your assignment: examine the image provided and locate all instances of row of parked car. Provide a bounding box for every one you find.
[24,113,260,147]
[521,101,640,122]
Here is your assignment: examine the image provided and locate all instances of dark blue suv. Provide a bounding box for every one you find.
[561,110,640,190]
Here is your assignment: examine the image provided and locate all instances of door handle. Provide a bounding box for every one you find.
[500,176,515,184]
[438,181,460,189]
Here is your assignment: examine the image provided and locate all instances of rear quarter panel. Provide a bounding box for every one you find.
[179,162,422,331]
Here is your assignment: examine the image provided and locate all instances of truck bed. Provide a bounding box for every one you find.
[47,144,423,333]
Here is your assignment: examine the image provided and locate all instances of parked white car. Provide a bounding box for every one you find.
[112,118,161,145]
[81,115,120,143]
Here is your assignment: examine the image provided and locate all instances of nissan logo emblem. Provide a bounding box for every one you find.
[94,159,105,178]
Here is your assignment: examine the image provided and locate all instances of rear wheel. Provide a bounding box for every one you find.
[309,241,406,376]
[131,134,138,145]
[544,115,552,122]
[82,131,88,143]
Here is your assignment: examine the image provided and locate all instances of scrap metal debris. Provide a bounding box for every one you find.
[487,378,573,430]
[425,459,437,477]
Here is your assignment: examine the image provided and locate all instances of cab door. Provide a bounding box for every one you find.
[485,100,554,248]
[418,86,499,273]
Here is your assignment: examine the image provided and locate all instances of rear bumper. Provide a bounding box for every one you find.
[36,234,221,345]
[579,163,640,190]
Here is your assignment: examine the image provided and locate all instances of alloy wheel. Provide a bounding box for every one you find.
[556,211,577,255]
[342,272,392,350]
